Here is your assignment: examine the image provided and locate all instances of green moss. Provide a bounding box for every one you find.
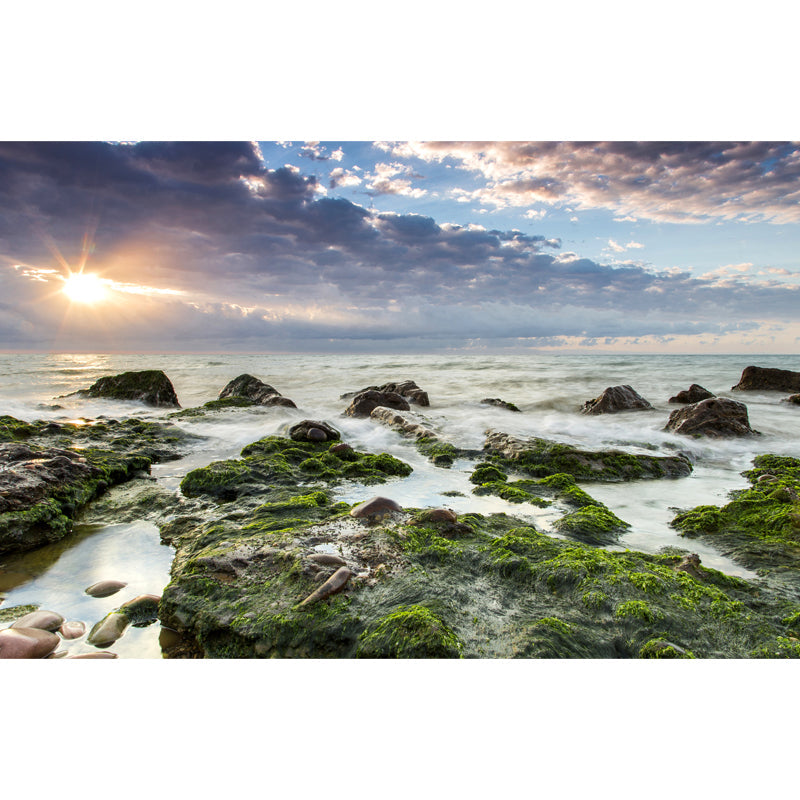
[415,437,463,468]
[639,638,695,658]
[470,464,508,484]
[0,603,39,623]
[615,600,660,624]
[0,415,38,441]
[472,480,551,506]
[535,617,572,635]
[356,605,464,658]
[750,637,800,658]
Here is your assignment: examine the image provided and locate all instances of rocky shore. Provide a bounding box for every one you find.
[2,363,800,659]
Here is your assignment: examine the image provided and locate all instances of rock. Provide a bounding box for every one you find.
[345,390,410,418]
[59,620,87,640]
[298,567,352,607]
[10,610,65,632]
[350,496,403,520]
[370,407,436,439]
[480,398,521,412]
[0,627,60,659]
[85,580,128,598]
[329,443,354,456]
[343,381,429,407]
[218,374,297,408]
[414,508,458,523]
[87,611,130,647]
[307,553,347,566]
[78,370,180,408]
[757,474,779,484]
[668,384,715,404]
[288,420,341,443]
[483,430,693,481]
[119,594,161,625]
[784,394,800,406]
[664,397,759,438]
[66,651,118,659]
[673,553,703,580]
[581,385,653,415]
[732,365,800,392]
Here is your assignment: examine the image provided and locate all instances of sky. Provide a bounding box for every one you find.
[1,139,800,354]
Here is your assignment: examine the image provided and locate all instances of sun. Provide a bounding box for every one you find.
[62,272,108,304]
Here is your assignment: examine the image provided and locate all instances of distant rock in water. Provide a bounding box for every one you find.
[668,384,715,404]
[345,390,410,418]
[581,385,653,415]
[288,420,341,443]
[370,407,437,439]
[784,394,800,406]
[79,370,180,408]
[731,365,800,392]
[218,374,297,408]
[480,398,521,412]
[664,397,759,438]
[342,380,429,407]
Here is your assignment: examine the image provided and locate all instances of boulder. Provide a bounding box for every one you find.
[581,385,653,415]
[668,384,715,404]
[350,496,403,520]
[343,381,429,407]
[345,390,410,418]
[0,627,60,659]
[218,374,297,408]
[79,370,180,408]
[664,397,759,438]
[288,420,341,443]
[480,398,521,412]
[732,366,800,392]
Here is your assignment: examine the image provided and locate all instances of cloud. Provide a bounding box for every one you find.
[364,162,427,198]
[376,141,800,224]
[1,141,799,352]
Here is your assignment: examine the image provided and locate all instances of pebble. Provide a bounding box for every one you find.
[298,567,352,607]
[308,553,347,566]
[350,496,403,520]
[66,651,119,659]
[85,580,128,598]
[306,427,327,442]
[87,612,130,647]
[0,627,60,659]
[59,620,87,640]
[10,610,65,632]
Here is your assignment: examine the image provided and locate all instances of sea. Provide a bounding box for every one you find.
[2,351,799,658]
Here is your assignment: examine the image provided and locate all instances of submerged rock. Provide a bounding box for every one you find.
[343,381,429,407]
[581,385,653,415]
[345,390,410,418]
[668,384,715,404]
[10,610,65,632]
[370,407,436,439]
[86,580,128,598]
[78,370,180,408]
[732,365,800,392]
[784,394,800,406]
[59,620,87,640]
[664,397,758,438]
[0,627,60,659]
[119,594,161,625]
[480,398,521,412]
[218,374,297,408]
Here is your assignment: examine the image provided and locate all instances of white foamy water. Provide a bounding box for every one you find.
[2,352,799,656]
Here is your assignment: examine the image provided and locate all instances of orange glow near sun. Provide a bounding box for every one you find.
[62,272,108,304]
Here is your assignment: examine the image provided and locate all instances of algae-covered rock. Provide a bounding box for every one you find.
[483,430,692,481]
[78,370,180,408]
[218,374,297,408]
[480,398,521,412]
[356,606,463,658]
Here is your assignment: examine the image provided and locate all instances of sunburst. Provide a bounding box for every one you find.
[62,271,108,304]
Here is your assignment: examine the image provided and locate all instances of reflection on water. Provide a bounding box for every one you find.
[0,521,175,659]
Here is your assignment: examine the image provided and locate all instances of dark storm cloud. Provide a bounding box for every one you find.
[1,141,799,351]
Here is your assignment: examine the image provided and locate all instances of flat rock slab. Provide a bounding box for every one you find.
[732,366,800,392]
[0,627,60,659]
[581,385,653,415]
[664,397,759,438]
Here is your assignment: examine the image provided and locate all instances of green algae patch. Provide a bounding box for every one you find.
[553,504,630,546]
[639,638,695,659]
[671,454,800,575]
[470,464,508,484]
[180,436,413,502]
[356,605,464,658]
[0,416,38,441]
[415,437,465,468]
